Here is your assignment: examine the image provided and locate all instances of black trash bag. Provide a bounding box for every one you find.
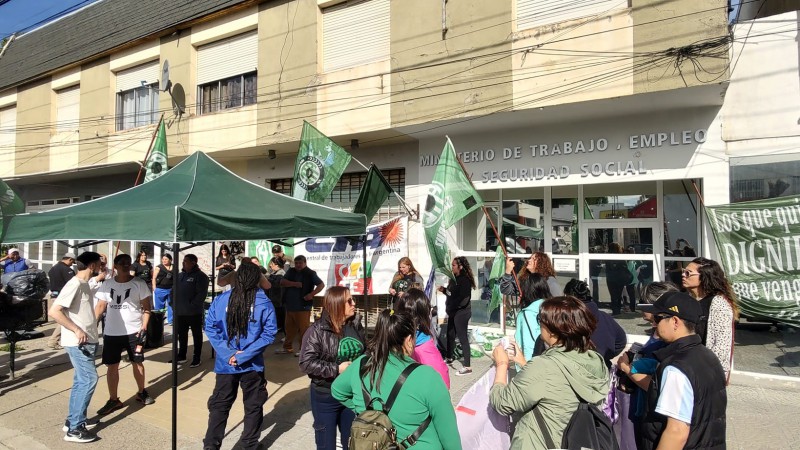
[1,269,50,305]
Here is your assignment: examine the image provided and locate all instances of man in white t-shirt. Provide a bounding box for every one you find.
[48,251,102,443]
[94,254,155,415]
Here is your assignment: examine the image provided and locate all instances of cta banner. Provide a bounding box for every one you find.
[293,216,408,295]
[706,196,800,326]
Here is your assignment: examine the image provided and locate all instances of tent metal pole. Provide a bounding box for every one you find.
[211,242,216,301]
[362,234,368,330]
[171,242,180,450]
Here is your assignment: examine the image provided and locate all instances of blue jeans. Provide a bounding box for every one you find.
[154,287,173,324]
[65,344,99,431]
[310,386,354,450]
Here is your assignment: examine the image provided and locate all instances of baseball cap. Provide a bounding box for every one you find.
[271,245,282,254]
[7,248,19,255]
[638,291,702,324]
[63,252,77,260]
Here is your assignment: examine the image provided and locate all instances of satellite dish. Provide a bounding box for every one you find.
[161,60,172,92]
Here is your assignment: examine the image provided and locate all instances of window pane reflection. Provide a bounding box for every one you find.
[552,198,578,254]
[584,195,657,219]
[587,228,654,254]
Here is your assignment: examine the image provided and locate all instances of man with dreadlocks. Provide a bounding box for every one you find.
[203,260,277,450]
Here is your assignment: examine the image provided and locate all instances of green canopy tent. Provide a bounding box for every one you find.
[2,152,366,242]
[2,151,367,449]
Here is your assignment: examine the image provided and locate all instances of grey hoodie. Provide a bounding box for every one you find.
[490,345,610,450]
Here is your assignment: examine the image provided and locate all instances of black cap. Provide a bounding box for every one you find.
[638,291,702,324]
[271,245,282,254]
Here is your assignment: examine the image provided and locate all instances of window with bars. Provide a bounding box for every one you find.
[270,168,406,221]
[198,72,257,114]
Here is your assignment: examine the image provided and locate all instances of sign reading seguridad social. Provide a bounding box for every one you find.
[706,196,800,326]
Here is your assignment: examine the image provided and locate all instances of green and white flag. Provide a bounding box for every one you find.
[353,164,394,222]
[706,196,800,327]
[0,178,24,240]
[423,138,484,279]
[487,246,506,315]
[144,121,168,183]
[292,121,351,204]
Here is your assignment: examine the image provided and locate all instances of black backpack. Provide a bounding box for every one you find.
[349,359,431,450]
[533,399,619,450]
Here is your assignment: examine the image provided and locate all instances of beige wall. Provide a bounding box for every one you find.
[15,78,51,175]
[256,0,319,146]
[390,0,513,126]
[632,0,729,93]
[160,30,193,158]
[6,0,733,175]
[511,10,634,108]
[78,57,112,167]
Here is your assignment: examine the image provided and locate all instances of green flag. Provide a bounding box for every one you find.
[487,246,506,315]
[353,165,393,222]
[423,138,484,278]
[0,178,25,240]
[293,121,352,204]
[144,121,168,183]
[706,196,800,327]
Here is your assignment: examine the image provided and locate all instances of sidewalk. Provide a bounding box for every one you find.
[0,323,490,449]
[1,322,799,449]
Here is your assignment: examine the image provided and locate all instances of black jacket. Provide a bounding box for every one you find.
[641,334,727,450]
[445,273,472,315]
[585,301,627,368]
[298,313,365,392]
[174,268,209,316]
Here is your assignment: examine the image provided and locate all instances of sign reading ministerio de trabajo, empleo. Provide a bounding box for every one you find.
[419,128,707,183]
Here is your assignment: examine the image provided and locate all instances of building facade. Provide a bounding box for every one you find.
[2,0,795,321]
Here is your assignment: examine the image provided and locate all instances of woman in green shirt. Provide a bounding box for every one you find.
[332,310,462,450]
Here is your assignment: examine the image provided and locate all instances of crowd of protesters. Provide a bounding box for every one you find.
[0,243,738,449]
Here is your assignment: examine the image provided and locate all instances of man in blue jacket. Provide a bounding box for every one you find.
[203,260,277,450]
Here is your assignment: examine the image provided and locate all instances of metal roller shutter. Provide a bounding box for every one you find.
[516,0,624,31]
[197,31,258,85]
[323,0,390,72]
[56,86,80,131]
[116,61,160,92]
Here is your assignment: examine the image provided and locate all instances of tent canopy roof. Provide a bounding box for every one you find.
[2,152,367,243]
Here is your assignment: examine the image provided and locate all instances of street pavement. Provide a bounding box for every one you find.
[1,317,799,449]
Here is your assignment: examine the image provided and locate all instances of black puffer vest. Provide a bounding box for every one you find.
[641,334,727,450]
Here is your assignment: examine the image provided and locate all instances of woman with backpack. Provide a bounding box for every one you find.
[299,286,366,450]
[489,296,610,450]
[151,253,174,325]
[394,288,450,388]
[332,309,461,449]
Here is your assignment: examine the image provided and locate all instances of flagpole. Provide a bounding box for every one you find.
[111,114,166,258]
[447,136,521,333]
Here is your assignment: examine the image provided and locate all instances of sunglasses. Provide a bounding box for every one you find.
[346,298,356,306]
[653,314,672,324]
[681,270,699,278]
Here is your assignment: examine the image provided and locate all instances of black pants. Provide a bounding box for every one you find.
[607,280,625,314]
[204,370,268,450]
[625,284,637,311]
[447,308,471,367]
[275,305,286,332]
[176,314,203,361]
